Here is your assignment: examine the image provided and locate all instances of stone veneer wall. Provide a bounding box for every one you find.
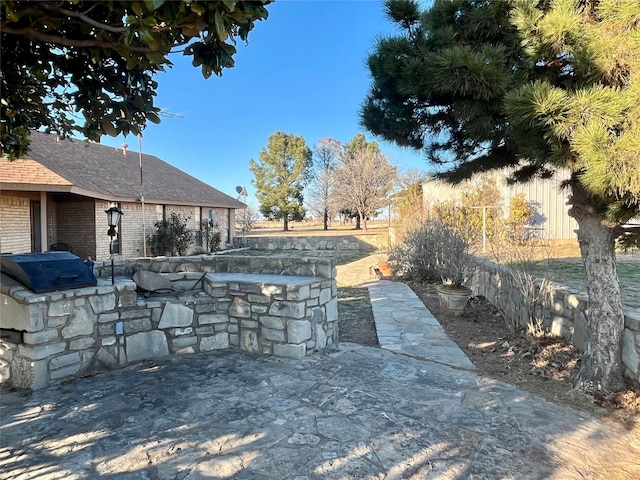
[244,234,390,252]
[471,259,640,383]
[92,253,335,279]
[0,255,337,390]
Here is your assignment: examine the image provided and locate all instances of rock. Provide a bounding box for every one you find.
[133,270,172,293]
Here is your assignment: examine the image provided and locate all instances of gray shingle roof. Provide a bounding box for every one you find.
[3,131,245,209]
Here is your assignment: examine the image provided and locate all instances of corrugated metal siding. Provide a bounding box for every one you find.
[423,169,578,240]
[504,171,577,239]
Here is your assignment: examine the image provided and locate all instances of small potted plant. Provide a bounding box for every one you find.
[377,254,393,277]
[434,223,474,315]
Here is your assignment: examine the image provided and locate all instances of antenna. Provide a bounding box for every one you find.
[158,108,184,119]
[138,134,147,257]
[235,187,248,247]
[236,185,248,198]
[137,108,183,257]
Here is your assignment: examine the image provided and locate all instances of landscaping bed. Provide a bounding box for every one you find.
[337,276,639,427]
[233,242,640,426]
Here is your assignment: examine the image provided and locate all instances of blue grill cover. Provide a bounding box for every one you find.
[1,252,97,293]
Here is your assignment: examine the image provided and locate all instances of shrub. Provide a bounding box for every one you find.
[388,222,439,282]
[388,220,473,286]
[505,193,535,244]
[149,213,194,256]
[201,219,222,252]
[436,222,473,288]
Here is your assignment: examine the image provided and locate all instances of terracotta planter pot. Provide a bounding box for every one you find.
[378,262,393,277]
[435,284,472,316]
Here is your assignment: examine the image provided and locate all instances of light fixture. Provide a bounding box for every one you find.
[105,204,123,284]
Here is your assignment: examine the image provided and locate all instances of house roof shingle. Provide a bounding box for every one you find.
[0,131,245,209]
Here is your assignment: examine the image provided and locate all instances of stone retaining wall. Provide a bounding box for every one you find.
[0,255,338,390]
[471,260,640,383]
[92,253,335,279]
[244,233,390,251]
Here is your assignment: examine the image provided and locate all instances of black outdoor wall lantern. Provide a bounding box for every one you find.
[105,204,123,285]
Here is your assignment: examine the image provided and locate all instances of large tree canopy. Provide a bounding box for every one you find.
[0,0,271,158]
[333,133,396,231]
[307,137,341,230]
[250,131,313,231]
[362,0,640,391]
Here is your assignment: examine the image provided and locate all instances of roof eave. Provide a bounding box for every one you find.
[1,183,73,193]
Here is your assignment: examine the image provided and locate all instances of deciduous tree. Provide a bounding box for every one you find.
[235,205,260,237]
[394,168,429,230]
[333,134,396,231]
[250,132,312,231]
[307,137,341,230]
[362,0,640,391]
[0,0,271,158]
[506,193,535,244]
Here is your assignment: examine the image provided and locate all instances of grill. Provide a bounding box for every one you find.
[1,252,97,293]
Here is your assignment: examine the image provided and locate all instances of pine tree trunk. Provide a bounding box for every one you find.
[571,189,625,392]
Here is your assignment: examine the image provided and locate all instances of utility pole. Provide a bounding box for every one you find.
[138,109,184,257]
[470,205,503,253]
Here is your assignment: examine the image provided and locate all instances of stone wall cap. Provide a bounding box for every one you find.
[206,272,321,287]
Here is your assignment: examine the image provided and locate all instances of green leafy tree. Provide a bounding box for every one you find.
[362,0,640,391]
[0,0,271,158]
[250,132,313,231]
[332,134,396,230]
[338,207,361,229]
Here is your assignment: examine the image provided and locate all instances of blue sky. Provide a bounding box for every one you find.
[101,0,430,207]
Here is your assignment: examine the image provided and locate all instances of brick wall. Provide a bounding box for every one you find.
[144,205,234,255]
[0,193,32,254]
[118,202,157,259]
[55,200,96,259]
[97,203,231,260]
[219,207,233,246]
[95,200,112,260]
[1,194,238,260]
[47,200,57,248]
[95,200,157,260]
